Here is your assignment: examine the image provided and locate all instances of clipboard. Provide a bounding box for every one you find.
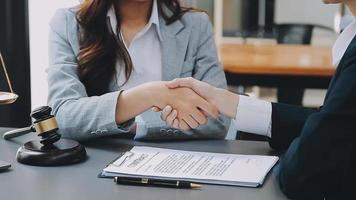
[98,146,279,187]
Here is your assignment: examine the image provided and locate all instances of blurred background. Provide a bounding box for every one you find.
[0,1,350,138]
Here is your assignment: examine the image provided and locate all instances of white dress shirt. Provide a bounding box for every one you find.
[107,0,163,138]
[234,19,356,138]
[107,0,163,90]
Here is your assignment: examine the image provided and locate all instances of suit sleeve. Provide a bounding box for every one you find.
[275,54,356,199]
[268,103,318,150]
[47,9,134,141]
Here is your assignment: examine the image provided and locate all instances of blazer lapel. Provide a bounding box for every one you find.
[325,35,356,101]
[159,16,190,81]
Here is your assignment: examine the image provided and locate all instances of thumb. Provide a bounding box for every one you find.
[166,77,195,89]
[166,78,181,89]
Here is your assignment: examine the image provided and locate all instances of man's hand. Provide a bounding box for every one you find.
[167,78,239,118]
[166,77,220,106]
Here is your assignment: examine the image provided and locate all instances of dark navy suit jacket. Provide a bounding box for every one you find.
[269,36,356,199]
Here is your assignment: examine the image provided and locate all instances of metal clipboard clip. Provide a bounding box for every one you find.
[109,151,135,167]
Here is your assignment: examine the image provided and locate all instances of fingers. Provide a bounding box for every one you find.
[201,109,211,117]
[172,119,179,129]
[166,109,178,127]
[152,106,161,112]
[159,105,205,130]
[181,108,208,130]
[197,99,219,118]
[166,77,195,89]
[183,115,199,129]
[175,110,206,131]
[190,109,208,125]
[160,105,173,121]
[179,119,191,131]
[159,106,179,127]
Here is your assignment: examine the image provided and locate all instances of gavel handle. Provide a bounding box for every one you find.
[2,126,34,140]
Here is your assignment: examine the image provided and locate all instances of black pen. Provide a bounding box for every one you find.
[114,176,201,189]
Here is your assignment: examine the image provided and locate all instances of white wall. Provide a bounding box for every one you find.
[29,0,79,109]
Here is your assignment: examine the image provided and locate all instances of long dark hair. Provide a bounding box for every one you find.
[76,0,190,96]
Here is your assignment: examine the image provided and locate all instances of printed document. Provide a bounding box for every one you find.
[102,146,279,187]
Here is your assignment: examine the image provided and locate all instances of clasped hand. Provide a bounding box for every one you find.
[154,86,219,130]
[153,78,234,130]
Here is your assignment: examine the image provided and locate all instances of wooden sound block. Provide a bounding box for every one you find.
[16,139,87,166]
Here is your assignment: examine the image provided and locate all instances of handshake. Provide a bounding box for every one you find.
[151,78,239,130]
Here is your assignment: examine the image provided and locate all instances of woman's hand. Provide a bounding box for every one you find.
[152,105,181,129]
[152,105,193,130]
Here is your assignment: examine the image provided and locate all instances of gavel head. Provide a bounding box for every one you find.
[31,106,61,147]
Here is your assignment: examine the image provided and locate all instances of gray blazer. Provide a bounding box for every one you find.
[47,7,230,141]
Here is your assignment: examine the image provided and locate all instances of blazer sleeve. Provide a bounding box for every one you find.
[268,103,318,150]
[139,13,230,141]
[47,9,133,141]
[275,54,356,199]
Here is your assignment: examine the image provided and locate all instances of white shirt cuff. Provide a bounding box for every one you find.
[233,95,272,137]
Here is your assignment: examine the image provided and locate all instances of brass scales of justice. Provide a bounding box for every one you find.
[0,51,18,105]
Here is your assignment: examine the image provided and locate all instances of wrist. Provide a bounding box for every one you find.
[143,81,169,108]
[215,88,239,118]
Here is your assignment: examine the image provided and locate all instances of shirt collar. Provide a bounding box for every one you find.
[332,18,356,66]
[106,0,162,41]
